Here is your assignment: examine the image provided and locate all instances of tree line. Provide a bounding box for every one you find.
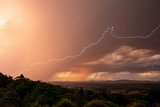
[0,72,160,107]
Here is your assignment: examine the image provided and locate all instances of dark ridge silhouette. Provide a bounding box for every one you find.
[0,72,160,107]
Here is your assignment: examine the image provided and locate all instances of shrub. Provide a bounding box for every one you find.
[56,98,77,107]
[83,99,107,107]
[154,103,160,107]
[128,101,149,107]
[105,101,119,107]
[31,103,49,107]
[111,93,129,105]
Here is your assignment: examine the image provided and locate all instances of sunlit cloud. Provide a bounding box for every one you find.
[137,71,160,80]
[50,68,91,81]
[87,72,113,80]
[87,71,160,81]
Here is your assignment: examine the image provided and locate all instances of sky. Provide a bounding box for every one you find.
[0,0,160,81]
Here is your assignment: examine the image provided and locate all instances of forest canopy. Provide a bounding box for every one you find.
[0,72,160,107]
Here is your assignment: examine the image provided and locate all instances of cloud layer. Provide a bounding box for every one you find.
[86,46,160,73]
[50,46,160,81]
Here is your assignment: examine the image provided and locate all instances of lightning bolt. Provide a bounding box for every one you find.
[21,25,160,74]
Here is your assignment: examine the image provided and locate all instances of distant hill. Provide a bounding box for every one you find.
[50,80,160,89]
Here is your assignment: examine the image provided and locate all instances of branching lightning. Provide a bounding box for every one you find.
[21,25,160,73]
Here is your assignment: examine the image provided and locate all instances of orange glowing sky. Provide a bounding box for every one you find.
[0,0,160,81]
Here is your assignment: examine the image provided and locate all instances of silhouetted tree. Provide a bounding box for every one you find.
[0,72,13,87]
[80,87,84,95]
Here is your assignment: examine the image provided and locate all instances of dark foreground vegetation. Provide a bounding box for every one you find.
[0,72,160,107]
